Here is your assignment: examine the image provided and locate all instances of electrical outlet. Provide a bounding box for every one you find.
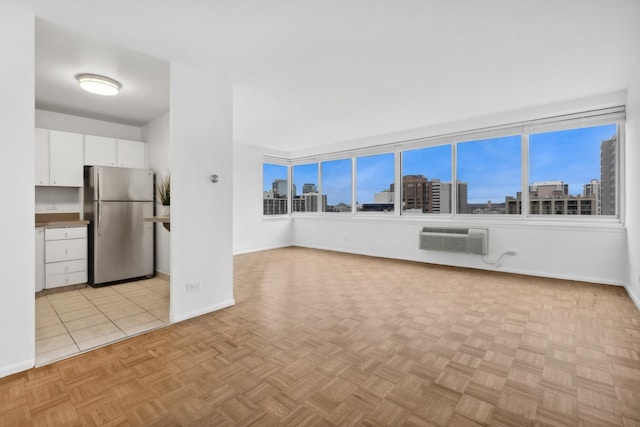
[186,282,200,293]
[46,202,58,210]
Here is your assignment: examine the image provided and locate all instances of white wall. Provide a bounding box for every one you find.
[143,112,171,275]
[293,216,627,286]
[36,109,142,141]
[35,187,82,214]
[625,66,640,307]
[0,4,35,378]
[233,142,293,254]
[170,63,234,323]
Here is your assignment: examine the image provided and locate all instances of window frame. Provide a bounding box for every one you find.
[262,157,291,217]
[271,107,625,224]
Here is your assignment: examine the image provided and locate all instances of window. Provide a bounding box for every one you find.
[263,163,288,215]
[292,163,323,213]
[401,145,452,214]
[267,109,621,221]
[528,124,617,216]
[457,135,521,214]
[321,159,352,212]
[356,153,394,213]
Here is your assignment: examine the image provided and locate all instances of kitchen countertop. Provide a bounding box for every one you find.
[35,213,89,228]
[144,216,170,231]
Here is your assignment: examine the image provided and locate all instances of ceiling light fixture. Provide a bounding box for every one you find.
[76,73,121,96]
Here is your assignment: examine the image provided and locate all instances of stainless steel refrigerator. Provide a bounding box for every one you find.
[84,166,154,286]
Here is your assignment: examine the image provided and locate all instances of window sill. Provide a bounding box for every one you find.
[290,212,624,231]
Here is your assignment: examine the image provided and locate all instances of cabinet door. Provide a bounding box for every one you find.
[117,139,146,168]
[49,130,84,187]
[85,135,117,166]
[35,227,45,292]
[35,128,50,186]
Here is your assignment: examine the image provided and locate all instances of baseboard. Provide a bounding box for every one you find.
[625,284,640,311]
[171,298,235,323]
[294,244,626,287]
[155,270,170,281]
[0,358,34,379]
[234,244,293,256]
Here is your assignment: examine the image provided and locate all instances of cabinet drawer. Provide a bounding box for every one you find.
[46,271,87,289]
[45,239,87,262]
[45,259,86,276]
[45,227,87,240]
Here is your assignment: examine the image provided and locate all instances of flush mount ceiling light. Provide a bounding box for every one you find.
[76,73,121,96]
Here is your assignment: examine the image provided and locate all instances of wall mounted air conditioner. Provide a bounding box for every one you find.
[419,227,488,255]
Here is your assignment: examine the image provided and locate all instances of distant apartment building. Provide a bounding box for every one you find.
[302,183,317,194]
[505,180,596,215]
[292,192,328,212]
[583,179,601,215]
[263,190,288,215]
[373,189,394,203]
[391,175,429,212]
[601,135,616,215]
[389,176,468,214]
[456,181,468,214]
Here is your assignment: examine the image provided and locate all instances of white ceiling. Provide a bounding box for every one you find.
[22,0,640,152]
[35,20,169,127]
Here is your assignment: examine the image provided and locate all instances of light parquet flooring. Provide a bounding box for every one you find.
[2,247,640,426]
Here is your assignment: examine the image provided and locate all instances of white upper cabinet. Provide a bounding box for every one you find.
[117,139,146,168]
[84,134,117,167]
[84,135,146,169]
[35,128,50,186]
[49,130,84,187]
[35,128,84,187]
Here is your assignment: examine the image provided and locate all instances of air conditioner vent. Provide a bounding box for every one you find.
[419,227,488,255]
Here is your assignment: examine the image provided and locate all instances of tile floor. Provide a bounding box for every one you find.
[35,277,170,366]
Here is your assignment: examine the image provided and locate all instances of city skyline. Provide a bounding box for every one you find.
[264,123,617,211]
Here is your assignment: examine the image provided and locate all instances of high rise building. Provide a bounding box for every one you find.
[583,179,601,214]
[430,179,449,213]
[272,179,288,197]
[601,135,616,216]
[457,181,468,214]
[302,183,317,194]
[392,175,429,212]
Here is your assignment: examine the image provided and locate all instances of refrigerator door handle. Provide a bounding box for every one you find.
[97,167,102,201]
[97,201,102,236]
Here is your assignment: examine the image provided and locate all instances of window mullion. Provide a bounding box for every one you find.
[394,151,402,217]
[351,157,356,214]
[452,143,457,215]
[521,134,529,217]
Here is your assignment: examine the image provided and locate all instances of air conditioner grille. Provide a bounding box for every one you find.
[419,227,488,255]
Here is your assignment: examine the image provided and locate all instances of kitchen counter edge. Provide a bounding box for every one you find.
[35,220,90,228]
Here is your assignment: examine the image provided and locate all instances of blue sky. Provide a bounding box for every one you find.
[264,124,617,206]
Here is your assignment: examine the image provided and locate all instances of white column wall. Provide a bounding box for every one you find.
[625,66,640,307]
[169,63,234,322]
[233,142,293,254]
[143,111,171,275]
[0,4,35,377]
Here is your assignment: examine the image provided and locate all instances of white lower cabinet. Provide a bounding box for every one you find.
[44,226,87,289]
[35,227,45,292]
